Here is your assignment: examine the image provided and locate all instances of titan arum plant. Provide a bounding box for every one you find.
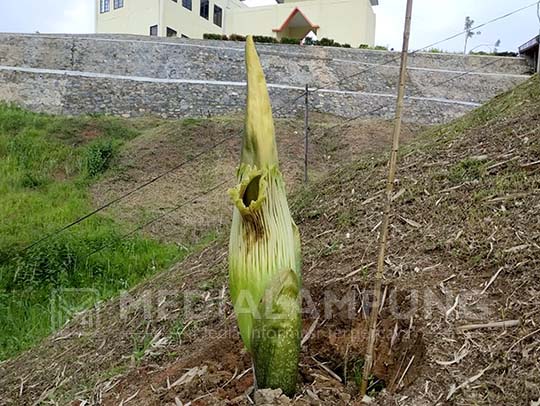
[228,36,302,396]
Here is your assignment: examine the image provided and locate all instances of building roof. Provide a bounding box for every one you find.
[519,35,539,55]
[272,7,319,33]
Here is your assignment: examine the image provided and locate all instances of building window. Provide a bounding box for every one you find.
[200,0,209,19]
[150,25,158,36]
[167,27,178,37]
[113,0,124,9]
[182,0,192,10]
[99,0,110,13]
[213,5,222,27]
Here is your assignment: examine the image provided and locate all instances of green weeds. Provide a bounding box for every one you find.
[0,104,184,360]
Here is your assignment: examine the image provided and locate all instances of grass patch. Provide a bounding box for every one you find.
[448,158,487,183]
[0,104,185,360]
[181,117,204,129]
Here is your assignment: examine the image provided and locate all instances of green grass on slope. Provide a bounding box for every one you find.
[416,73,540,145]
[0,105,184,360]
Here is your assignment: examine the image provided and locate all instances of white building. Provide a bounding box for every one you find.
[96,0,378,47]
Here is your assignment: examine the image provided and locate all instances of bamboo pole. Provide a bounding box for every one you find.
[359,0,414,398]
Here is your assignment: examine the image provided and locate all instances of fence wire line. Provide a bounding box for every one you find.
[7,90,307,260]
[3,1,535,263]
[22,0,537,242]
[20,133,232,253]
[85,51,512,259]
[81,180,230,261]
[1,58,512,263]
[14,37,531,268]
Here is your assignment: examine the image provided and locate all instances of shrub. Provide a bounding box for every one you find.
[304,37,316,46]
[81,139,115,178]
[318,37,336,47]
[9,237,78,289]
[318,37,344,47]
[253,35,278,43]
[358,44,389,51]
[203,33,226,40]
[342,43,351,48]
[470,51,518,57]
[20,172,48,189]
[229,34,246,42]
[280,37,301,45]
[494,51,517,57]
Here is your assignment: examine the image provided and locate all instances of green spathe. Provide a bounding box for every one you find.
[228,36,302,396]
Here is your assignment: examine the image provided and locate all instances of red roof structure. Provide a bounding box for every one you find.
[272,7,319,34]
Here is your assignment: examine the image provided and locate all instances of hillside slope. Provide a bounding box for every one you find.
[90,114,417,244]
[0,108,183,360]
[0,75,539,405]
[0,106,412,363]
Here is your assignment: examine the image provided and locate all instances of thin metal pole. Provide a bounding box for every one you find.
[304,84,309,183]
[359,0,414,398]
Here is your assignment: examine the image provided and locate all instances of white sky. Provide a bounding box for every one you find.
[0,0,538,52]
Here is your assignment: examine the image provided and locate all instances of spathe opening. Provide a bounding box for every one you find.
[242,175,261,207]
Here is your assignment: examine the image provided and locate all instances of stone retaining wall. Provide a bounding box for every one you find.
[0,68,478,124]
[0,33,532,123]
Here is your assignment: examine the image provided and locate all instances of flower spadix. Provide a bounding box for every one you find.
[228,36,301,396]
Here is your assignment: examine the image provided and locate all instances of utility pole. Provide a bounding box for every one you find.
[304,84,309,183]
[359,0,414,399]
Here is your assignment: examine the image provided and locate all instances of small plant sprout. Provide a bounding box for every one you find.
[228,36,302,396]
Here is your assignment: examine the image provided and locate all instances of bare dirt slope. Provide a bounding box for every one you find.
[1,76,539,406]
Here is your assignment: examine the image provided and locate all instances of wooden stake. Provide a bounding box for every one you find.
[359,0,414,397]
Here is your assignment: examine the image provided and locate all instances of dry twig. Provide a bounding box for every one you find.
[435,344,469,366]
[480,267,504,294]
[301,316,320,346]
[446,366,490,400]
[396,355,415,388]
[311,357,342,382]
[169,366,207,388]
[457,320,520,332]
[506,328,540,355]
[445,295,460,320]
